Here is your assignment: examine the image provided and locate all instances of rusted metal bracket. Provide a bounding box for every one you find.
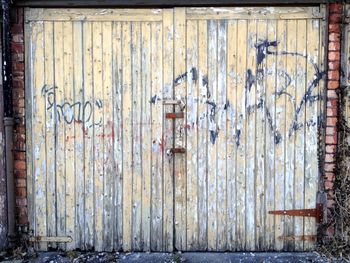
[170,148,186,154]
[269,203,323,223]
[166,112,184,119]
[28,236,73,243]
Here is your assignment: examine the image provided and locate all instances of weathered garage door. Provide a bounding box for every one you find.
[25,7,326,252]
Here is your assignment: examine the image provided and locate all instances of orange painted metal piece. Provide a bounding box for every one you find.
[165,112,184,119]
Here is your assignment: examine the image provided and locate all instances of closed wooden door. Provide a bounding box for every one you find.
[25,6,326,252]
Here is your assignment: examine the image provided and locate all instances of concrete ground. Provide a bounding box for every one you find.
[0,251,338,263]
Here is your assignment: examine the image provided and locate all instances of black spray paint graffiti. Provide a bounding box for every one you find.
[41,84,103,127]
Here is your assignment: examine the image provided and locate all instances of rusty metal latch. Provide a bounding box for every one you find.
[166,112,184,119]
[269,203,323,223]
[28,236,73,243]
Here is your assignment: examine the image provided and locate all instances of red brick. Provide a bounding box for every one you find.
[11,42,24,53]
[12,62,24,72]
[16,197,27,207]
[328,80,339,89]
[15,178,26,188]
[326,135,337,145]
[326,117,338,126]
[329,33,340,42]
[329,41,340,51]
[324,172,335,181]
[14,160,26,170]
[327,90,338,99]
[15,170,26,178]
[15,187,26,197]
[327,107,338,117]
[328,71,340,80]
[325,180,334,190]
[328,51,340,61]
[12,53,24,62]
[329,13,342,23]
[325,153,335,163]
[326,126,337,135]
[14,151,26,161]
[326,145,337,153]
[13,98,25,108]
[11,24,23,34]
[328,61,340,70]
[329,23,341,34]
[327,99,338,109]
[324,163,335,172]
[12,34,23,43]
[13,78,24,89]
[329,3,343,14]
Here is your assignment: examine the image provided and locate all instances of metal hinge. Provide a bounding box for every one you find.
[28,236,73,243]
[269,203,323,223]
[170,148,186,154]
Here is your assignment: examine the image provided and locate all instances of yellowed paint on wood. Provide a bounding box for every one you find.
[174,7,186,251]
[235,19,247,251]
[26,8,163,22]
[43,21,57,250]
[82,21,94,250]
[207,19,218,251]
[32,21,47,251]
[304,19,320,251]
[26,7,326,252]
[62,21,75,251]
[283,19,297,251]
[131,21,143,251]
[112,21,123,250]
[53,21,66,251]
[186,19,199,251]
[197,20,208,251]
[255,19,267,250]
[226,19,237,251]
[265,19,277,250]
[140,21,152,251]
[72,21,84,249]
[162,9,174,252]
[294,19,307,251]
[245,19,256,251]
[102,21,114,251]
[274,19,287,251]
[122,21,133,251]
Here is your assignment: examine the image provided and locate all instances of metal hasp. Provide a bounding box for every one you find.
[165,112,184,119]
[28,236,73,243]
[170,148,186,154]
[269,203,323,223]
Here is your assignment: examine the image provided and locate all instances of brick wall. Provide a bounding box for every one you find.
[324,3,343,237]
[10,8,27,229]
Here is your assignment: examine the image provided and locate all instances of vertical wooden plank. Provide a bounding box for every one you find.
[102,21,114,251]
[197,19,208,251]
[235,19,247,251]
[207,19,217,251]
[92,22,104,251]
[63,21,75,250]
[43,21,57,249]
[112,21,123,250]
[174,8,186,251]
[245,19,256,251]
[265,19,277,250]
[131,21,142,251]
[82,21,94,250]
[32,21,47,251]
[294,19,307,251]
[284,19,297,251]
[274,19,287,251]
[53,21,66,250]
[150,21,163,251]
[122,21,133,251]
[186,19,199,251]
[255,19,267,251]
[72,21,84,249]
[216,19,227,251]
[162,9,174,252]
[226,19,237,251]
[304,18,320,251]
[140,21,152,251]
